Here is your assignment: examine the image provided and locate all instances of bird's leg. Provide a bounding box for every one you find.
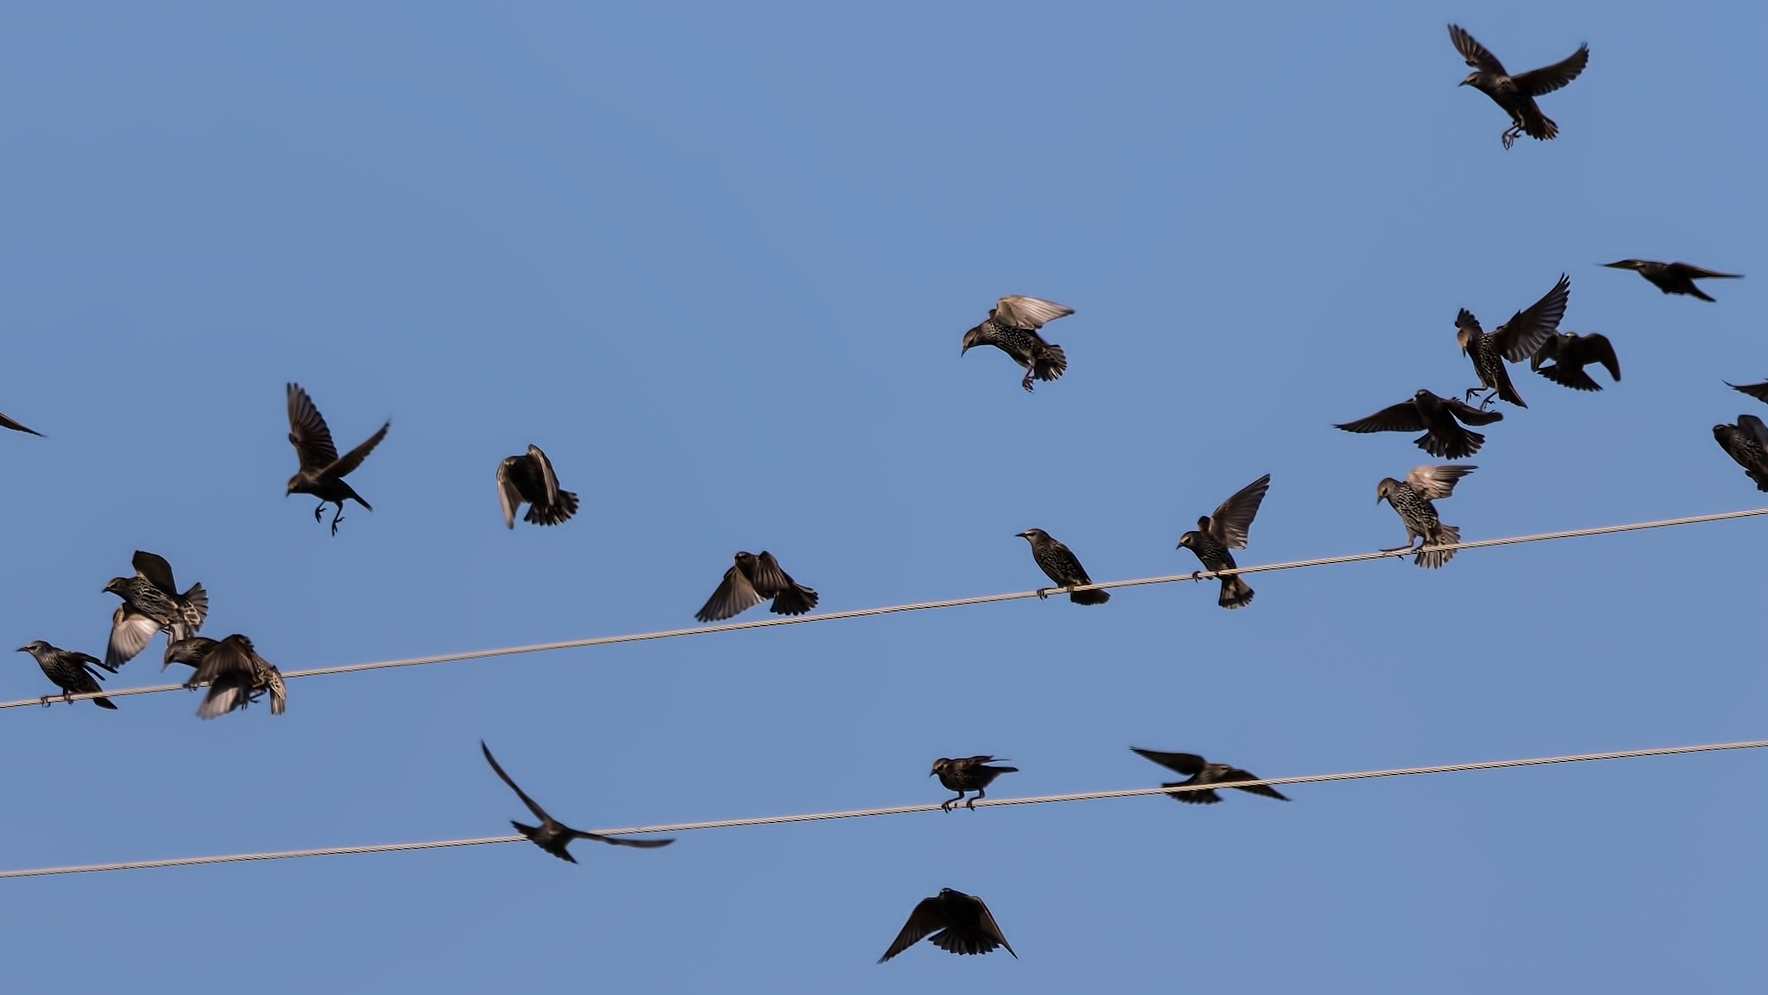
[1500,126,1519,150]
[967,789,985,811]
[1476,391,1497,411]
[62,690,74,705]
[1189,571,1204,583]
[1035,587,1051,600]
[1380,538,1419,555]
[941,795,962,813]
[1020,374,1035,393]
[38,695,50,708]
[330,506,345,536]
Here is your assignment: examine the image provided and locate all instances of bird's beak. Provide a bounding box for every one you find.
[1600,261,1628,269]
[928,770,935,777]
[15,646,27,653]
[1457,79,1467,86]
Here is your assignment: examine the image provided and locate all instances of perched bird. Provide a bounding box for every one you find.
[102,550,208,670]
[930,756,1019,812]
[960,295,1073,392]
[1533,331,1621,393]
[0,410,41,436]
[694,551,819,623]
[496,444,579,529]
[1376,464,1476,569]
[1727,379,1768,405]
[1602,260,1742,302]
[1336,389,1503,460]
[1130,748,1289,805]
[1449,24,1589,149]
[17,641,116,709]
[480,741,673,862]
[165,634,286,719]
[1713,415,1768,492]
[1177,474,1271,610]
[879,889,1016,963]
[285,382,390,536]
[1016,528,1109,604]
[1456,274,1570,408]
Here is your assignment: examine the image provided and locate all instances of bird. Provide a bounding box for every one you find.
[1449,24,1589,149]
[1533,331,1621,393]
[1016,528,1109,604]
[930,756,1019,812]
[0,410,41,436]
[480,742,674,862]
[496,444,579,528]
[960,295,1073,392]
[164,634,286,719]
[102,550,208,670]
[17,641,116,709]
[694,551,819,623]
[1130,748,1289,805]
[1177,474,1271,609]
[1602,260,1742,302]
[285,382,390,536]
[1727,379,1768,405]
[1713,415,1768,492]
[1376,464,1476,569]
[1336,389,1503,460]
[878,889,1016,963]
[1456,274,1570,408]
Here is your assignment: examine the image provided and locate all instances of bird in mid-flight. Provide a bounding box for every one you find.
[285,383,390,536]
[1130,748,1289,805]
[1532,332,1620,393]
[961,295,1073,392]
[1016,528,1109,604]
[102,550,207,670]
[879,889,1016,963]
[0,410,41,436]
[1602,260,1742,302]
[496,445,579,528]
[1727,379,1768,405]
[17,641,116,709]
[480,742,673,862]
[1336,390,1502,460]
[1376,464,1477,568]
[1713,415,1768,492]
[695,551,819,622]
[1449,24,1589,149]
[1177,474,1270,610]
[1455,274,1570,409]
[930,756,1019,812]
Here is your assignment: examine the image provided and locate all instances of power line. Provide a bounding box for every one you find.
[5,504,1763,713]
[2,735,1760,879]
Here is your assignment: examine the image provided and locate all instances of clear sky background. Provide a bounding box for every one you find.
[0,2,1763,992]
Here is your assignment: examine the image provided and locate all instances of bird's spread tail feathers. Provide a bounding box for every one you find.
[1415,523,1461,569]
[1217,576,1254,609]
[1031,343,1067,383]
[1068,587,1110,605]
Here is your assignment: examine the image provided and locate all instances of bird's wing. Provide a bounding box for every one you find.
[197,680,248,720]
[1455,309,1484,338]
[1668,262,1743,279]
[1728,380,1768,404]
[323,421,390,478]
[480,742,555,825]
[1442,397,1506,426]
[879,897,947,963]
[1448,24,1508,75]
[1404,464,1475,500]
[993,295,1074,330]
[1579,333,1620,381]
[696,564,765,622]
[746,551,795,598]
[131,550,179,593]
[1220,768,1291,801]
[1529,333,1563,371]
[189,635,259,686]
[529,445,561,503]
[106,606,162,670]
[1516,44,1589,96]
[495,457,523,529]
[577,831,675,849]
[963,894,1016,958]
[1208,474,1271,549]
[286,383,339,471]
[1493,274,1570,361]
[0,410,42,436]
[1131,747,1207,775]
[1739,415,1768,448]
[1336,401,1426,434]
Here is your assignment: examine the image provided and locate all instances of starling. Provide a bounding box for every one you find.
[1336,389,1503,460]
[1130,748,1289,805]
[960,295,1073,392]
[1376,464,1476,569]
[1602,260,1741,302]
[496,444,579,529]
[285,382,390,536]
[1016,528,1109,604]
[930,756,1020,812]
[17,641,116,708]
[694,551,819,623]
[165,634,287,719]
[102,550,208,669]
[480,741,674,861]
[1727,380,1768,405]
[1533,331,1621,393]
[1449,24,1589,149]
[1456,274,1570,409]
[1177,473,1270,610]
[878,889,1016,963]
[0,410,41,436]
[1713,415,1768,492]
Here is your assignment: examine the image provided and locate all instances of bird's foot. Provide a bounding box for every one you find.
[1020,375,1036,393]
[1035,587,1051,600]
[1500,127,1519,150]
[330,508,345,536]
[313,502,326,523]
[1380,542,1417,556]
[1476,393,1496,411]
[1189,570,1204,583]
[62,691,74,705]
[940,799,956,813]
[967,796,980,811]
[38,695,50,708]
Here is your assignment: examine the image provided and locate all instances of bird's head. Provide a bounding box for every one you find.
[1602,260,1645,271]
[929,758,951,777]
[1458,72,1479,88]
[101,577,130,597]
[1454,325,1475,354]
[960,325,985,355]
[1375,478,1401,503]
[17,640,47,657]
[1176,531,1199,550]
[733,551,757,569]
[1413,389,1433,401]
[1015,529,1046,544]
[1714,424,1734,441]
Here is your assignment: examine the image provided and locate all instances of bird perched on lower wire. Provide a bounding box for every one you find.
[1602,260,1742,302]
[1130,748,1289,805]
[17,641,116,709]
[1713,415,1768,492]
[1456,274,1570,408]
[1177,473,1271,610]
[1336,389,1502,460]
[695,551,819,622]
[961,295,1073,392]
[102,550,208,670]
[930,756,1019,812]
[1449,24,1589,149]
[1533,331,1620,393]
[480,742,673,862]
[1728,380,1768,405]
[0,410,41,436]
[496,444,579,528]
[879,889,1016,963]
[1377,464,1476,568]
[164,634,286,719]
[1016,528,1109,604]
[285,382,390,536]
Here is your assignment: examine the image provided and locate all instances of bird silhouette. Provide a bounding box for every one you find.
[1449,24,1589,149]
[285,383,390,536]
[480,742,673,862]
[695,551,819,622]
[961,295,1073,392]
[879,889,1017,963]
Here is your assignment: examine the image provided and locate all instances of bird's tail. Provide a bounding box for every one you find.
[1069,587,1110,606]
[768,583,820,616]
[1032,343,1067,383]
[1748,470,1768,493]
[1417,427,1483,460]
[93,696,118,710]
[510,820,542,843]
[1414,523,1461,569]
[524,490,581,527]
[182,583,208,631]
[1162,782,1222,805]
[1217,576,1254,610]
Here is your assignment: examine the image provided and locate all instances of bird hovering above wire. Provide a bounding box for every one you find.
[879,889,1017,963]
[496,444,579,528]
[285,383,389,536]
[1533,332,1620,393]
[695,551,819,623]
[1449,24,1589,149]
[961,295,1073,392]
[480,742,673,862]
[1455,274,1569,409]
[1336,390,1502,460]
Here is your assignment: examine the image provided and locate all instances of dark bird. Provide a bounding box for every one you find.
[879,889,1016,963]
[102,550,208,670]
[0,410,41,436]
[1602,260,1742,302]
[496,444,579,529]
[1449,24,1589,149]
[930,756,1019,812]
[1533,331,1621,393]
[1016,528,1109,604]
[961,295,1073,392]
[1336,389,1503,460]
[1177,474,1270,610]
[1130,748,1289,805]
[285,382,390,536]
[17,641,116,709]
[694,551,819,623]
[1377,464,1476,568]
[164,634,286,719]
[1713,415,1768,492]
[1456,274,1570,408]
[480,741,673,862]
[1727,379,1768,405]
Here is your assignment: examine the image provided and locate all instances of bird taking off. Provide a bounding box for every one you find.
[1602,260,1742,302]
[102,550,208,670]
[164,634,287,719]
[1449,24,1588,149]
[1130,748,1290,805]
[1177,474,1271,609]
[496,444,579,528]
[1456,274,1570,409]
[480,742,673,862]
[961,295,1073,392]
[1336,390,1502,460]
[930,756,1019,812]
[1533,332,1620,393]
[1376,464,1476,569]
[285,383,389,536]
[1714,415,1768,492]
[879,889,1017,963]
[695,551,819,623]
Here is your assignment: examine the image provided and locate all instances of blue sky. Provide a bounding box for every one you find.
[0,2,1764,992]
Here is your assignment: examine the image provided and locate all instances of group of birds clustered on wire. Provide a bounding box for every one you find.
[11,24,1768,964]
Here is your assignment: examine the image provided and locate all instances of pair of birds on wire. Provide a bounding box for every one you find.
[930,749,1285,812]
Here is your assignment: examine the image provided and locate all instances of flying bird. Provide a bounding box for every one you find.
[1727,379,1768,405]
[1130,748,1289,805]
[1177,474,1270,609]
[0,410,41,436]
[285,382,390,536]
[1376,464,1477,568]
[496,444,579,528]
[1336,389,1503,460]
[17,641,116,709]
[1456,274,1570,408]
[879,889,1017,963]
[1713,415,1768,492]
[1449,24,1589,149]
[694,551,819,623]
[1602,260,1742,302]
[930,756,1019,812]
[165,634,286,719]
[102,550,208,670]
[961,295,1073,392]
[1016,528,1109,604]
[480,742,673,862]
[1533,332,1620,393]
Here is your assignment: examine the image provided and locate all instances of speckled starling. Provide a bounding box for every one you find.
[961,295,1073,392]
[1727,379,1768,405]
[695,551,819,623]
[165,634,286,719]
[1130,748,1289,805]
[1177,474,1270,610]
[496,444,579,529]
[878,888,1016,963]
[1533,331,1620,392]
[1449,25,1588,149]
[1602,260,1742,302]
[0,410,41,436]
[1456,274,1569,408]
[285,382,389,536]
[1376,464,1476,568]
[930,756,1019,812]
[1336,389,1502,460]
[1016,528,1109,604]
[17,641,116,709]
[1713,415,1768,492]
[102,550,208,669]
[480,741,673,862]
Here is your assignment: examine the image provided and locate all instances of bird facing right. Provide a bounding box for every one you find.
[1449,24,1589,149]
[480,742,674,862]
[496,444,580,528]
[878,889,1017,963]
[1376,464,1476,568]
[1533,331,1621,393]
[960,295,1073,392]
[1176,473,1271,609]
[930,756,1019,812]
[17,641,116,709]
[1336,389,1502,460]
[1727,380,1768,405]
[1129,748,1289,805]
[694,551,819,623]
[285,382,390,536]
[1016,528,1109,604]
[1713,415,1768,492]
[1602,260,1742,301]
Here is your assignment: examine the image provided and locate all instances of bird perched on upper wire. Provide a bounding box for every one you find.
[1016,528,1109,604]
[878,889,1016,963]
[1602,260,1742,302]
[695,551,819,622]
[496,444,579,529]
[930,756,1019,812]
[1456,274,1570,409]
[164,634,286,719]
[1713,415,1768,492]
[102,550,207,670]
[285,382,389,536]
[480,742,673,862]
[1727,379,1768,405]
[1533,331,1620,393]
[0,409,41,436]
[1177,473,1270,610]
[961,295,1073,392]
[1336,389,1502,460]
[1376,464,1476,568]
[1130,748,1289,805]
[1449,24,1588,149]
[17,641,116,709]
